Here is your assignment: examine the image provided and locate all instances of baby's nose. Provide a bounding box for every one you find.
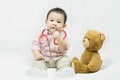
[52,22,57,26]
[53,23,57,26]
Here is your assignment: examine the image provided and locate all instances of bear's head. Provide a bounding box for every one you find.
[83,30,105,51]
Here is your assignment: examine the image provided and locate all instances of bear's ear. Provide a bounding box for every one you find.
[100,33,105,42]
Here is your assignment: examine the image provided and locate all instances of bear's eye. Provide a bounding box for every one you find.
[87,38,90,40]
[84,37,90,40]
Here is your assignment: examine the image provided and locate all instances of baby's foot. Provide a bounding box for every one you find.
[25,67,48,77]
[54,67,75,78]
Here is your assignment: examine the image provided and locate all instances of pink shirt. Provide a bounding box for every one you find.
[32,28,69,61]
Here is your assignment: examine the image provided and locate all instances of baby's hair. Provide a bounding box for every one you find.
[46,7,67,23]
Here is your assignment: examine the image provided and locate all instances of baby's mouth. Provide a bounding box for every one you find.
[50,27,57,32]
[48,27,57,34]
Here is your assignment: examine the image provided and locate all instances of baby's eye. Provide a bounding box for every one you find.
[57,21,61,23]
[50,20,54,22]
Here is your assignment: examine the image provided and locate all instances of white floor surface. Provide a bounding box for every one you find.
[0,50,120,80]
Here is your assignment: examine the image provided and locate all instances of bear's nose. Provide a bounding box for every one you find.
[83,39,85,43]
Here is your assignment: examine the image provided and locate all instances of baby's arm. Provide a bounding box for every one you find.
[53,31,67,51]
[32,39,44,60]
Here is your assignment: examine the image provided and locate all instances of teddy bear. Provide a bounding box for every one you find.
[71,29,105,73]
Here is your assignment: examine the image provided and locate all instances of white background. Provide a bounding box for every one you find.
[0,0,120,80]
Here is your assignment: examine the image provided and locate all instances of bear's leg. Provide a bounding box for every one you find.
[78,62,91,73]
[73,61,92,73]
[72,60,81,73]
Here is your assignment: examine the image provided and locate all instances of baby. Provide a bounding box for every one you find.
[26,7,75,78]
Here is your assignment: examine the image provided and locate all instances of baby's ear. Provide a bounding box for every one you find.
[63,24,67,28]
[100,33,105,42]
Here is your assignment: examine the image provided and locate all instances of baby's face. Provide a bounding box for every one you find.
[46,12,66,34]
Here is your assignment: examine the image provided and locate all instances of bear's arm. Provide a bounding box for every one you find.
[88,52,102,72]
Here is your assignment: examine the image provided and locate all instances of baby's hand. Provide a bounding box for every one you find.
[33,50,44,60]
[36,54,44,60]
[53,31,60,39]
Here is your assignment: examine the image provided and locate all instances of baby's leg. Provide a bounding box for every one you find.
[32,60,48,71]
[25,60,48,77]
[55,55,75,78]
[56,55,71,69]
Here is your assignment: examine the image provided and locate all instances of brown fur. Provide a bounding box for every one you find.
[72,30,105,73]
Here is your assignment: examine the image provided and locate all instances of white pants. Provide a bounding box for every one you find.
[32,55,71,70]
